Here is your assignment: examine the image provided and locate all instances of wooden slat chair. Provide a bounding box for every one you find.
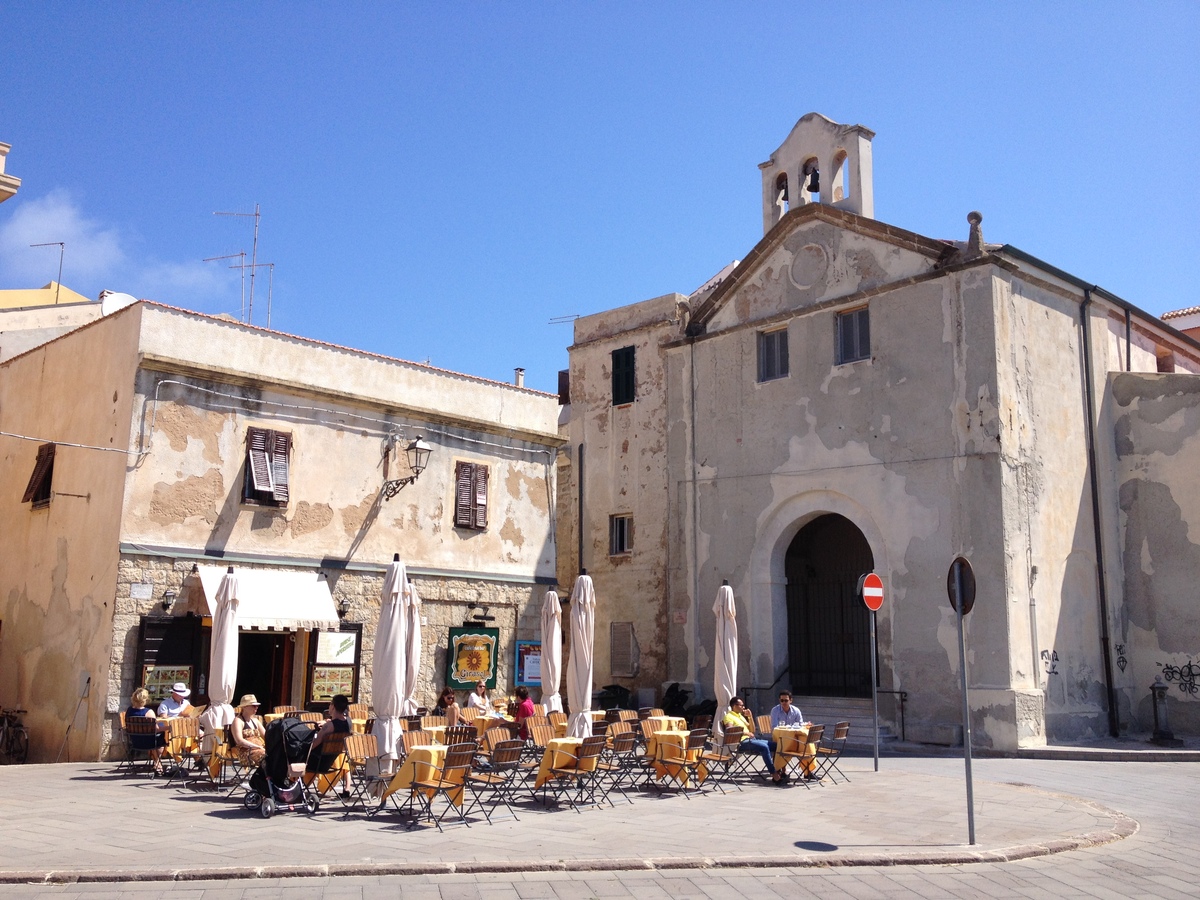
[163,716,206,787]
[812,721,851,784]
[651,728,709,799]
[298,712,324,724]
[458,707,479,724]
[303,732,350,800]
[420,714,444,730]
[595,729,640,806]
[691,714,713,734]
[541,735,607,813]
[637,707,655,721]
[340,732,388,812]
[273,705,298,715]
[463,738,524,824]
[521,721,557,772]
[445,724,476,745]
[348,703,369,721]
[400,730,434,760]
[755,714,773,740]
[121,715,161,777]
[699,726,745,793]
[409,743,478,831]
[778,724,824,788]
[207,726,245,791]
[547,710,567,731]
[532,703,546,717]
[637,718,658,753]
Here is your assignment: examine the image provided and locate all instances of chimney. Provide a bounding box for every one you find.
[514,367,525,388]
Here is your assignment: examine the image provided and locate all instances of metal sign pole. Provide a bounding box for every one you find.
[955,559,976,845]
[870,609,879,772]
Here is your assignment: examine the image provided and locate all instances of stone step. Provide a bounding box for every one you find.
[791,696,896,747]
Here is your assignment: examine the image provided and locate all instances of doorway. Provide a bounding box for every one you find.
[785,514,875,697]
[233,631,293,713]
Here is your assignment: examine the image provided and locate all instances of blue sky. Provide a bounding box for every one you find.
[3,4,1197,392]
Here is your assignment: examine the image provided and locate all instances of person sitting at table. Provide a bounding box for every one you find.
[307,694,352,795]
[466,680,490,712]
[435,686,462,727]
[156,682,192,721]
[232,694,267,767]
[769,690,807,728]
[722,696,785,784]
[513,685,536,740]
[126,687,167,775]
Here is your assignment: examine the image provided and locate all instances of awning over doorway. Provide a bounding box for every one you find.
[193,565,340,632]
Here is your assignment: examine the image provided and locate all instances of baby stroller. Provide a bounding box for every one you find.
[244,717,320,818]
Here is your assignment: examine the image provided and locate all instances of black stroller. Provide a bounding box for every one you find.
[244,717,320,818]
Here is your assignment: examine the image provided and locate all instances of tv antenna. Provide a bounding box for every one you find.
[202,251,247,320]
[549,314,579,325]
[30,241,65,304]
[213,204,262,323]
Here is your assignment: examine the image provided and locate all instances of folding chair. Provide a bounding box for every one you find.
[813,721,850,784]
[340,733,388,813]
[420,714,444,730]
[464,738,524,823]
[778,724,824,788]
[163,716,206,787]
[303,733,349,801]
[755,714,773,740]
[409,743,478,831]
[121,715,160,777]
[691,714,713,734]
[532,703,546,717]
[400,730,433,760]
[541,735,607,813]
[459,707,479,725]
[595,729,640,806]
[207,726,246,792]
[521,721,557,774]
[651,728,709,799]
[445,724,476,745]
[700,726,745,793]
[298,711,324,724]
[547,710,567,732]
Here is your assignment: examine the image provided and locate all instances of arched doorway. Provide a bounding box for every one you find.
[785,514,874,697]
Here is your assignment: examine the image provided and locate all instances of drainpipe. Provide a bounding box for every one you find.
[1080,288,1120,738]
[688,338,701,692]
[577,443,585,575]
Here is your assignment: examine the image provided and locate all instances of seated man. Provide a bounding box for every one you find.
[769,691,807,728]
[156,683,192,722]
[721,696,785,784]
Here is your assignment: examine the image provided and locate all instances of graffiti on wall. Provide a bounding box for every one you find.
[1158,660,1199,697]
[1115,643,1128,673]
[1040,649,1059,676]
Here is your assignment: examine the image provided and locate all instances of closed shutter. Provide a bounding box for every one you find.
[454,461,475,527]
[21,443,56,503]
[247,427,274,492]
[270,431,291,503]
[610,622,637,678]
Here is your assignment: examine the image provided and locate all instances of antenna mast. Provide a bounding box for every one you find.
[30,241,65,305]
[214,204,261,323]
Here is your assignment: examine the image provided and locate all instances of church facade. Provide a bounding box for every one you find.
[558,113,1200,749]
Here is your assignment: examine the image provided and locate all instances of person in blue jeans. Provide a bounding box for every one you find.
[721,696,785,784]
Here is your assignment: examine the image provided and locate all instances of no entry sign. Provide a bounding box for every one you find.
[860,572,884,611]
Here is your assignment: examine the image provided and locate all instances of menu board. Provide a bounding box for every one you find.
[515,640,541,687]
[142,665,193,703]
[310,665,355,701]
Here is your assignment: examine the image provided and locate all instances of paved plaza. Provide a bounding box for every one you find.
[0,749,1197,897]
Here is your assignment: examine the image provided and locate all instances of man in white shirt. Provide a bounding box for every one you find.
[157,682,192,720]
[769,691,806,728]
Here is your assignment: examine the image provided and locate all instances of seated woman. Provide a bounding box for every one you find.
[513,685,536,740]
[126,687,167,774]
[465,680,490,712]
[231,693,266,768]
[435,686,461,727]
[306,694,352,795]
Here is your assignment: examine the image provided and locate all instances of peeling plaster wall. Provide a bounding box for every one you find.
[0,308,142,761]
[1112,372,1200,735]
[561,293,681,702]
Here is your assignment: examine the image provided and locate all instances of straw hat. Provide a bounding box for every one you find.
[238,694,260,707]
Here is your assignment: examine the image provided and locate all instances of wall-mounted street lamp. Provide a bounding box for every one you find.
[338,597,351,619]
[161,589,177,612]
[382,435,433,501]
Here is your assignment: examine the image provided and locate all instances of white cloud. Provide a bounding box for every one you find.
[0,191,243,316]
[0,189,124,284]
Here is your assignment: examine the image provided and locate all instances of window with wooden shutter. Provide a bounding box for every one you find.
[21,442,55,509]
[243,427,292,507]
[453,461,489,530]
[611,346,635,405]
[610,621,638,678]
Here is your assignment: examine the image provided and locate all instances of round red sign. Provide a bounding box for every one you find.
[861,572,885,611]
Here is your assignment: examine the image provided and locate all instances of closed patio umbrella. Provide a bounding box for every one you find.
[401,576,422,716]
[566,573,596,738]
[713,582,738,736]
[372,555,407,761]
[540,589,563,713]
[200,567,238,744]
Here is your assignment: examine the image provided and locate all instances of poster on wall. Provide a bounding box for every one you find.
[514,640,542,687]
[446,626,499,690]
[142,665,193,703]
[310,666,356,702]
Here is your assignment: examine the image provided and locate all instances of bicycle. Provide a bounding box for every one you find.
[0,708,29,764]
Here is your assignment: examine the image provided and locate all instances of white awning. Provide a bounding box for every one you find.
[194,565,341,632]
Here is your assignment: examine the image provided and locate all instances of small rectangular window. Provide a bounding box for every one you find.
[609,514,633,555]
[243,427,291,507]
[610,621,637,678]
[558,369,571,406]
[836,307,871,364]
[454,461,490,530]
[758,328,789,382]
[22,442,55,509]
[611,346,636,405]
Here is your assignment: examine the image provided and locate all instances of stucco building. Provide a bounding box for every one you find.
[0,301,562,762]
[558,113,1200,750]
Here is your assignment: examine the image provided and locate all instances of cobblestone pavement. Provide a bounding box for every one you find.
[0,753,1195,898]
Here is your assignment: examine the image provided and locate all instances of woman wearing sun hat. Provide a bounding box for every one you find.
[231,694,267,767]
